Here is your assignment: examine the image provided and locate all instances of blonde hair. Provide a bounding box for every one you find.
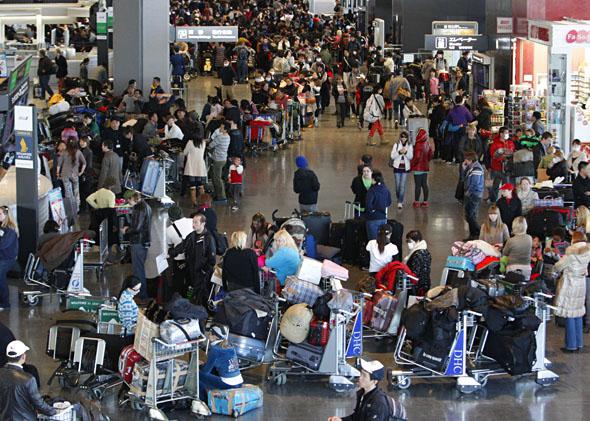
[273,229,299,252]
[0,206,18,236]
[230,231,247,249]
[512,216,528,236]
[576,206,590,232]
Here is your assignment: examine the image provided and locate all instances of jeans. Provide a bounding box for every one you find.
[199,372,241,401]
[393,99,404,122]
[489,170,509,203]
[39,75,53,99]
[464,195,481,238]
[131,244,148,299]
[394,171,408,204]
[336,102,347,127]
[366,219,387,241]
[565,317,583,350]
[0,259,14,307]
[300,203,317,213]
[228,184,241,206]
[211,160,226,200]
[237,60,248,83]
[414,173,429,202]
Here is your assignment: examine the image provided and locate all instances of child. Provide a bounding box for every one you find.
[228,157,243,211]
[543,227,569,264]
[428,69,439,98]
[531,235,543,265]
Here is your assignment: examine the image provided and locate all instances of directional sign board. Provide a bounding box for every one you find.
[175,26,238,42]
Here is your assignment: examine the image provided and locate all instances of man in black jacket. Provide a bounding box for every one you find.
[573,161,590,208]
[532,132,552,175]
[220,60,236,100]
[181,213,216,305]
[122,127,153,172]
[293,155,320,212]
[122,192,152,299]
[328,359,404,421]
[0,340,57,421]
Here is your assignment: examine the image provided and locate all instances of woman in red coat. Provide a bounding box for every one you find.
[410,128,434,208]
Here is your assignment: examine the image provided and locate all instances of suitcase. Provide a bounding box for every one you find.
[342,219,368,265]
[228,333,266,363]
[370,291,398,332]
[213,289,274,340]
[208,384,263,418]
[362,298,374,325]
[412,344,449,372]
[555,184,574,203]
[445,256,476,272]
[307,320,329,347]
[301,212,332,246]
[118,345,143,383]
[329,222,345,248]
[526,207,568,238]
[475,279,505,297]
[286,341,324,370]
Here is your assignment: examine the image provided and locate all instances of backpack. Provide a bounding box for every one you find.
[381,389,408,421]
[212,231,228,256]
[238,48,249,61]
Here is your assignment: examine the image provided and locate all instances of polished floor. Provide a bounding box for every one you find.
[2,77,590,420]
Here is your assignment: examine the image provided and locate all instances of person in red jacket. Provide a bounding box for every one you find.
[488,126,515,202]
[410,128,434,208]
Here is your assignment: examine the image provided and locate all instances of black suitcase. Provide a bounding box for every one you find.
[555,184,574,203]
[482,329,537,375]
[286,341,324,370]
[341,219,367,264]
[329,222,345,248]
[387,219,404,261]
[526,208,567,238]
[301,212,332,246]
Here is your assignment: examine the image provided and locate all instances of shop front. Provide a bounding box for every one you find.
[510,20,590,151]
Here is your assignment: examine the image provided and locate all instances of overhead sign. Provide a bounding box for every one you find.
[496,17,513,34]
[552,24,590,48]
[425,35,488,51]
[175,26,238,42]
[432,21,478,36]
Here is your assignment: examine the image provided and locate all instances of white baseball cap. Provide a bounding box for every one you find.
[6,340,30,358]
[358,358,385,380]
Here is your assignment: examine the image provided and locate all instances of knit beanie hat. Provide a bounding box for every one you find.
[295,155,308,169]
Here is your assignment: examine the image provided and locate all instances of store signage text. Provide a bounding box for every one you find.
[175,26,238,42]
[566,29,590,44]
[425,35,487,51]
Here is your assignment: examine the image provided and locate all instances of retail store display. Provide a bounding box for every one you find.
[482,90,506,133]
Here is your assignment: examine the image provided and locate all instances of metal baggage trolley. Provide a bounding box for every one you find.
[267,291,364,392]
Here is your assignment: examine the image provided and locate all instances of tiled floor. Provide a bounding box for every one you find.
[2,77,589,420]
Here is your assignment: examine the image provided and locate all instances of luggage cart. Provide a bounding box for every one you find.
[121,337,208,420]
[21,239,99,307]
[246,118,273,156]
[267,291,363,393]
[389,309,483,394]
[468,292,559,387]
[286,100,302,141]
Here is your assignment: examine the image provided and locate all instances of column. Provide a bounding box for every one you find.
[113,0,170,95]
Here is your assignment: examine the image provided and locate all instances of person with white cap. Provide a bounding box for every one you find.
[328,358,405,421]
[199,325,244,401]
[0,340,58,420]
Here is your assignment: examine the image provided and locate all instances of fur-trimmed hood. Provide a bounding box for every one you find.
[565,241,590,256]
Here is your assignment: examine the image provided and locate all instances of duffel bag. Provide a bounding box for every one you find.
[457,286,489,314]
[483,330,537,375]
[214,289,274,340]
[312,292,333,322]
[401,301,430,340]
[281,276,323,306]
[160,319,202,344]
[280,303,313,344]
[166,293,208,321]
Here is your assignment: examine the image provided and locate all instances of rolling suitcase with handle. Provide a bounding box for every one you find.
[370,291,398,332]
[286,341,324,370]
[301,212,332,245]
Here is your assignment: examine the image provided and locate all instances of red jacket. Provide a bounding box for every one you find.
[489,135,515,172]
[410,138,433,172]
[376,261,416,292]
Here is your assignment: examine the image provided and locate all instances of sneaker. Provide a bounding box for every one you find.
[397,203,403,209]
[412,201,420,208]
[421,202,429,208]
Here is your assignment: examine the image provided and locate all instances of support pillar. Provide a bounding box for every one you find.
[113,0,170,95]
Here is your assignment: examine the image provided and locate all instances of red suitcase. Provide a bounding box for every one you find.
[370,291,398,332]
[307,319,329,347]
[119,345,143,383]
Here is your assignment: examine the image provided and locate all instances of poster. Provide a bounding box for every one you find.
[48,188,67,231]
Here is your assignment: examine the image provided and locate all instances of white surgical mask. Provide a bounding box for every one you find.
[407,241,416,250]
[573,145,581,152]
[489,214,498,222]
[503,133,510,140]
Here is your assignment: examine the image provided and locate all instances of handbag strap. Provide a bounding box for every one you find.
[169,319,193,341]
[172,222,182,239]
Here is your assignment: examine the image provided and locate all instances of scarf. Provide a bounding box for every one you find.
[404,240,428,264]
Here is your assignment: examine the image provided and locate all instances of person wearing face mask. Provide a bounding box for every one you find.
[404,230,431,294]
[351,165,373,213]
[516,177,539,214]
[488,127,515,202]
[479,205,510,247]
[567,139,588,178]
[117,275,142,334]
[389,131,414,209]
[496,184,522,233]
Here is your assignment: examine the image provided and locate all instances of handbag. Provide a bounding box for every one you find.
[397,86,411,99]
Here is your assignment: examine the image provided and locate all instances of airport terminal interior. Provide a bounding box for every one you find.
[1,0,590,420]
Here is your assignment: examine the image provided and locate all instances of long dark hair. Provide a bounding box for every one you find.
[66,140,78,164]
[377,224,392,254]
[251,212,268,236]
[118,275,141,300]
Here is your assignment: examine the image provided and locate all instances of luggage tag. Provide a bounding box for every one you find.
[254,309,268,318]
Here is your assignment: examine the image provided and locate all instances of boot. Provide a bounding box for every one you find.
[190,187,197,207]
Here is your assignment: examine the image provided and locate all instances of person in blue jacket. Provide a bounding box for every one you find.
[0,206,18,310]
[365,171,392,241]
[117,275,142,335]
[262,229,301,287]
[200,325,244,401]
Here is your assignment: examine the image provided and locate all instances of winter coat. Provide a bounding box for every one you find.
[389,141,414,172]
[98,150,122,194]
[37,230,94,271]
[405,242,431,292]
[489,136,515,172]
[365,183,392,221]
[183,140,207,178]
[363,94,385,123]
[350,175,371,210]
[126,201,152,246]
[458,134,484,162]
[516,188,539,214]
[496,197,522,232]
[476,106,493,131]
[554,242,590,318]
[464,161,484,199]
[293,168,320,205]
[410,137,433,172]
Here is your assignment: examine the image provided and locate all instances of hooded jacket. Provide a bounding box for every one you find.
[365,183,392,220]
[464,161,484,199]
[293,168,320,205]
[410,136,433,172]
[554,242,590,318]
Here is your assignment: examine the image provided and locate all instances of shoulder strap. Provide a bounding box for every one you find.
[169,320,194,341]
[172,222,182,239]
